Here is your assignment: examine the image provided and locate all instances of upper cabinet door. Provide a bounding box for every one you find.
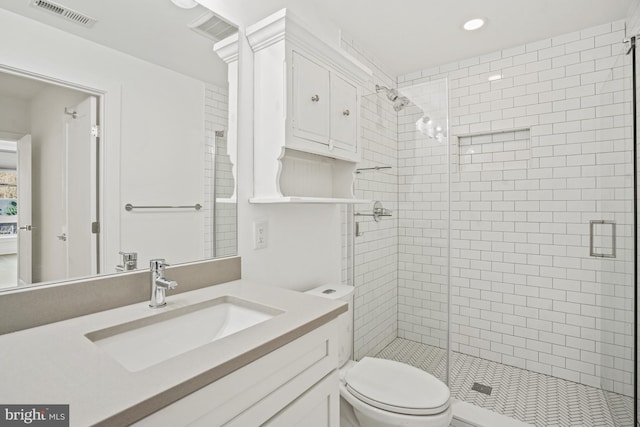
[292,51,330,145]
[330,74,358,153]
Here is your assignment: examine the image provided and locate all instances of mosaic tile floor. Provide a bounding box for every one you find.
[375,338,634,427]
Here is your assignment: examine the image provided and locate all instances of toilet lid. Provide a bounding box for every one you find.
[345,357,450,416]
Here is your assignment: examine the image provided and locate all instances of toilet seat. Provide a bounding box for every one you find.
[344,357,450,416]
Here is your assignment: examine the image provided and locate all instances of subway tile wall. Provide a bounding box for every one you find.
[625,0,640,407]
[341,33,399,359]
[203,84,237,259]
[397,20,634,395]
[397,78,450,350]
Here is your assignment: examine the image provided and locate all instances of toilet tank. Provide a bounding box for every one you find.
[305,284,354,367]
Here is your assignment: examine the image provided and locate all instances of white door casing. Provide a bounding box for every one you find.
[17,134,32,285]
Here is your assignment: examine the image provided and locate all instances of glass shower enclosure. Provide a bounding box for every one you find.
[352,33,637,426]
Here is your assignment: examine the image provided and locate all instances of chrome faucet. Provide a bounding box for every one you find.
[116,251,138,272]
[149,259,178,308]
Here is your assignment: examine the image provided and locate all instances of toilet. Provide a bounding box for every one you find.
[306,284,453,427]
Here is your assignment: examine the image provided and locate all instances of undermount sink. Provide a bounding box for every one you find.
[85,296,283,372]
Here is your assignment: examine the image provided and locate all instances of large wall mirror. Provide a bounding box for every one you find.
[0,0,238,291]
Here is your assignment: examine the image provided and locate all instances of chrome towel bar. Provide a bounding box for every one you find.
[125,203,202,211]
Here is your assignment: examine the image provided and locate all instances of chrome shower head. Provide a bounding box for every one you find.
[376,84,399,101]
[376,84,410,111]
[393,97,410,112]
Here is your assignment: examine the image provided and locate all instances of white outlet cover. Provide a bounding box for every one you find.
[253,220,268,250]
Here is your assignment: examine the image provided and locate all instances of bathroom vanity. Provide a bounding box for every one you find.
[0,280,345,426]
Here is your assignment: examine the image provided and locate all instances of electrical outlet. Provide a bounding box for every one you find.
[253,220,268,249]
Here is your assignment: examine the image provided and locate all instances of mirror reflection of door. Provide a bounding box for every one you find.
[0,71,100,287]
[64,96,98,278]
[17,135,31,286]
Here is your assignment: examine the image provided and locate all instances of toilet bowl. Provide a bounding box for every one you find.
[306,284,453,427]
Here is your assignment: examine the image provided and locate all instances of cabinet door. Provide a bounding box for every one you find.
[263,371,340,427]
[292,51,330,145]
[330,74,358,153]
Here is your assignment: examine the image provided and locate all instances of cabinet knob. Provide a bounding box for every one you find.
[343,109,350,116]
[311,94,320,102]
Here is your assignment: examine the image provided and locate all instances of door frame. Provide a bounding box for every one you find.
[0,64,113,280]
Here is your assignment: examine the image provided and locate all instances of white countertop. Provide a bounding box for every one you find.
[0,280,346,426]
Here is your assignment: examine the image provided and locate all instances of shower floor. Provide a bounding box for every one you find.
[375,338,634,427]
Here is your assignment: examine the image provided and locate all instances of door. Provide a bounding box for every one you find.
[16,135,31,285]
[64,96,98,278]
[292,51,330,145]
[330,74,358,154]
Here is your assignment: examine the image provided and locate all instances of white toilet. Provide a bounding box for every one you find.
[306,284,453,427]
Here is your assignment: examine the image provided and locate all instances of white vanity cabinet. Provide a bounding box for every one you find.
[133,320,340,427]
[247,9,371,203]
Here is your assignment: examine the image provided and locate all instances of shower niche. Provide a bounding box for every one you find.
[246,8,372,203]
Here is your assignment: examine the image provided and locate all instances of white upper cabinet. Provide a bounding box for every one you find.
[292,51,331,146]
[246,9,371,203]
[329,73,358,154]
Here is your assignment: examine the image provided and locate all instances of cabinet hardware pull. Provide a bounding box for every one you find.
[343,109,350,116]
[311,94,320,102]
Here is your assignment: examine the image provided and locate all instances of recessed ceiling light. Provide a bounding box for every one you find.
[488,74,502,81]
[463,18,485,31]
[171,0,198,9]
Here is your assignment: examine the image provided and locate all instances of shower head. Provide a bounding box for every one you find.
[393,97,410,112]
[376,84,410,112]
[375,84,398,101]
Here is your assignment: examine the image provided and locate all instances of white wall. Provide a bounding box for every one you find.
[0,8,222,276]
[339,33,400,359]
[29,85,87,283]
[0,95,29,140]
[198,0,346,290]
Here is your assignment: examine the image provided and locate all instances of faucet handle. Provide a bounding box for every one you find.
[119,251,137,262]
[156,277,178,290]
[150,259,168,270]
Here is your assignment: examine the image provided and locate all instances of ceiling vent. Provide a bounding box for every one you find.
[189,12,238,43]
[29,0,97,28]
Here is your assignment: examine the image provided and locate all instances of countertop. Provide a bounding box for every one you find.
[0,280,347,426]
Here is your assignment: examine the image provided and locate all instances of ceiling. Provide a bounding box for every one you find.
[0,0,229,87]
[198,0,635,77]
[324,0,635,76]
[0,0,634,84]
[0,73,47,101]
